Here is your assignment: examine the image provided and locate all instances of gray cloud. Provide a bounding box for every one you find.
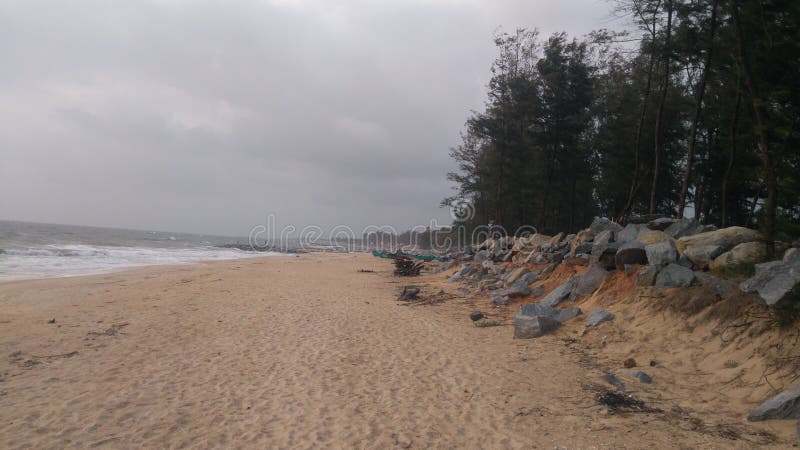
[0,0,610,236]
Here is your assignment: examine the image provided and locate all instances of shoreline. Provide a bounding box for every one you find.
[0,253,795,448]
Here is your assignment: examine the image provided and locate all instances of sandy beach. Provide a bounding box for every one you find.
[0,253,795,449]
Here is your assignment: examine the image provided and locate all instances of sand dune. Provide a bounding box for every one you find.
[0,254,794,448]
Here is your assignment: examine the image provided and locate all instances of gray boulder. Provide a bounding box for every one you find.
[710,241,769,272]
[505,267,531,285]
[677,253,694,268]
[596,242,621,270]
[747,385,800,421]
[683,244,725,269]
[740,259,800,308]
[636,265,659,286]
[590,230,614,262]
[520,272,539,284]
[615,240,648,268]
[784,248,800,264]
[645,239,678,266]
[531,285,545,297]
[513,315,561,339]
[540,280,576,307]
[573,242,594,255]
[647,217,676,231]
[694,272,739,299]
[555,307,581,323]
[617,223,646,244]
[564,254,590,266]
[518,303,559,318]
[571,265,608,299]
[447,265,475,283]
[676,226,762,253]
[664,218,697,238]
[490,295,511,305]
[498,279,532,298]
[585,308,614,327]
[618,369,653,384]
[590,217,623,234]
[655,263,694,288]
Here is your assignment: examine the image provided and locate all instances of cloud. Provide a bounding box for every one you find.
[0,0,609,235]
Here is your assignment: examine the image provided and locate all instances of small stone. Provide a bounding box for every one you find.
[519,272,539,284]
[490,295,511,306]
[469,311,485,322]
[498,279,532,298]
[623,358,637,368]
[47,318,56,324]
[747,385,800,421]
[585,308,614,327]
[618,370,653,384]
[513,314,561,339]
[649,359,659,367]
[505,267,531,285]
[601,374,625,390]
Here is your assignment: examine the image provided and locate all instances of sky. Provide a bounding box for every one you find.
[1,0,614,237]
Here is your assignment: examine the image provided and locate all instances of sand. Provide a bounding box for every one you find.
[0,253,796,448]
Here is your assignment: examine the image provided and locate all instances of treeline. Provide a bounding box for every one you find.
[445,0,800,254]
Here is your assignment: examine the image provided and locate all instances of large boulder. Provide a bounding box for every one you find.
[647,217,677,231]
[683,244,726,269]
[555,307,582,323]
[638,230,673,245]
[590,217,623,234]
[585,308,614,327]
[548,232,565,248]
[655,263,694,288]
[676,226,762,253]
[596,242,621,270]
[709,241,768,272]
[518,303,559,318]
[615,240,648,268]
[513,315,561,339]
[747,385,800,421]
[740,258,800,308]
[636,265,659,286]
[590,230,615,262]
[570,229,595,253]
[540,280,576,307]
[570,265,609,299]
[617,223,646,244]
[664,218,696,238]
[645,239,678,266]
[498,279,532,298]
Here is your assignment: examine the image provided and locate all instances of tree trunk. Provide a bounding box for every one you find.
[650,0,674,215]
[721,77,742,227]
[732,0,776,257]
[677,0,718,218]
[618,0,662,222]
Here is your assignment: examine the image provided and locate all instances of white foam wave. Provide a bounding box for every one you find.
[0,244,280,281]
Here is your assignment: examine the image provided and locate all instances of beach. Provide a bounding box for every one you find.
[0,253,795,448]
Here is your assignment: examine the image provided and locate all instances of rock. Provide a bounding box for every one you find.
[531,285,545,297]
[747,385,800,421]
[564,254,590,266]
[590,230,614,262]
[398,287,420,301]
[590,217,623,234]
[447,265,475,282]
[498,279,532,298]
[655,263,694,288]
[573,243,594,255]
[470,311,485,322]
[617,224,646,244]
[505,267,531,285]
[571,265,608,299]
[618,370,653,384]
[474,250,491,265]
[636,265,659,286]
[645,239,678,266]
[520,272,539,284]
[540,280,576,307]
[676,226,762,253]
[585,308,614,327]
[784,248,800,264]
[549,232,565,248]
[647,217,676,231]
[683,244,726,269]
[555,307,581,323]
[596,242,621,270]
[624,264,637,275]
[638,230,673,245]
[601,374,626,390]
[694,272,739,299]
[740,259,800,308]
[710,241,768,272]
[677,253,693,268]
[570,229,595,253]
[615,240,648,268]
[518,303,559,318]
[540,263,558,276]
[664,218,697,238]
[482,260,503,275]
[623,358,637,368]
[490,295,511,305]
[513,315,561,339]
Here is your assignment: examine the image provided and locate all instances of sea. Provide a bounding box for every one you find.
[0,220,280,281]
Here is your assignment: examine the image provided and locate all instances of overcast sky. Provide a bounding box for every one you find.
[1,0,612,236]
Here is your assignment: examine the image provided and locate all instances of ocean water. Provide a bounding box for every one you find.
[0,221,279,281]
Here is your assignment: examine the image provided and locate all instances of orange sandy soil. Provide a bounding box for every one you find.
[0,253,797,449]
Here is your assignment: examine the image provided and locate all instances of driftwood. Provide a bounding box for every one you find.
[394,256,424,276]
